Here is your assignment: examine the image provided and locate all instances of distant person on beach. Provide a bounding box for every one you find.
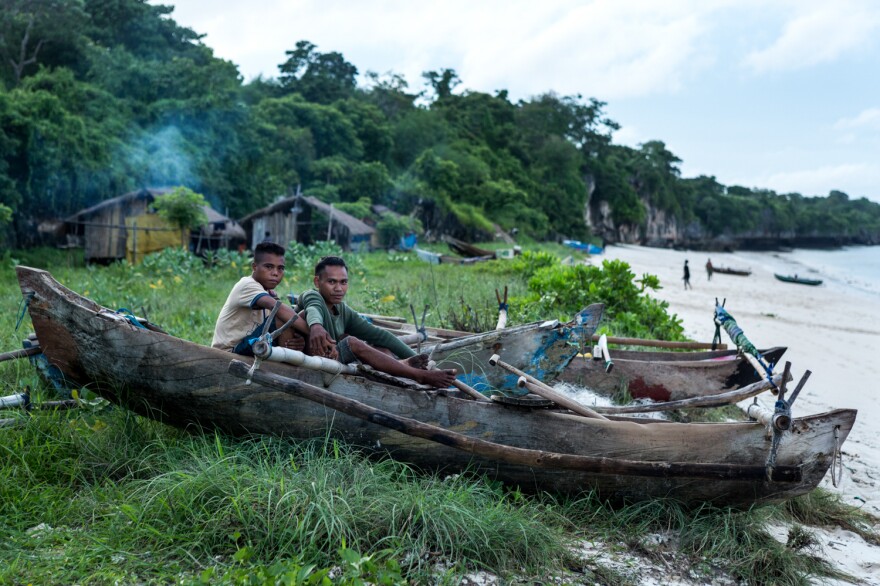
[296,256,457,388]
[706,258,714,281]
[683,260,692,289]
[212,241,308,355]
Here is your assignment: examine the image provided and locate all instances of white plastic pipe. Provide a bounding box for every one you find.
[260,346,358,376]
[0,393,28,409]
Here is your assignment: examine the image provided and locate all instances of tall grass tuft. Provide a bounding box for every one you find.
[783,489,880,545]
[556,492,859,584]
[1,407,569,583]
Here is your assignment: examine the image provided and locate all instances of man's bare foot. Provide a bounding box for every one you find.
[403,353,430,369]
[415,368,457,388]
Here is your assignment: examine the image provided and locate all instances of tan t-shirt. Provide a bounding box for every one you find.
[211,276,274,351]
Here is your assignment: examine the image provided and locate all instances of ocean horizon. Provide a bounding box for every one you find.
[721,246,880,299]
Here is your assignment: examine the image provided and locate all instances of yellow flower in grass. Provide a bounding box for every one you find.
[173,275,183,284]
[380,295,396,303]
[149,279,164,290]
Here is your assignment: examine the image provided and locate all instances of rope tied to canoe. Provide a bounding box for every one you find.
[831,426,842,488]
[115,308,147,329]
[713,302,778,392]
[15,291,34,331]
[764,397,791,479]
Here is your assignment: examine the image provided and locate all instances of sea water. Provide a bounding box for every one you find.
[737,246,880,299]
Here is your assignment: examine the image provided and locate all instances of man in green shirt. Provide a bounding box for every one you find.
[298,256,457,388]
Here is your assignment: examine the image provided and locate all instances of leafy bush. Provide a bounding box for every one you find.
[512,258,685,340]
[151,187,209,247]
[201,248,252,271]
[287,240,365,279]
[506,250,557,279]
[334,196,374,220]
[139,247,205,276]
[375,214,423,248]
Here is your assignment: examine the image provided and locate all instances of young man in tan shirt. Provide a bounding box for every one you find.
[212,241,308,355]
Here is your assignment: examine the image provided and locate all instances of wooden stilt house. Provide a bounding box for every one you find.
[239,195,375,252]
[63,188,245,264]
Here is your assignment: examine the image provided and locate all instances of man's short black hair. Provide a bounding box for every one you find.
[253,241,286,263]
[315,256,347,277]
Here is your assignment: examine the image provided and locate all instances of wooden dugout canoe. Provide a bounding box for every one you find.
[558,347,787,402]
[712,266,752,276]
[368,305,605,393]
[16,266,856,507]
[424,304,603,393]
[775,273,823,286]
[443,236,496,259]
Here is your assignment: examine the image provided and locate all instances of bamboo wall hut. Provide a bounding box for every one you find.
[239,195,375,252]
[64,188,245,264]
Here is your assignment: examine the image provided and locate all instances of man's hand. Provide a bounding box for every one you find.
[284,334,305,351]
[309,323,338,359]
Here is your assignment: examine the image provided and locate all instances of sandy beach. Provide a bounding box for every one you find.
[598,244,880,583]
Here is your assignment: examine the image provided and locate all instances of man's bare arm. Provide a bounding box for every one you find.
[252,296,310,337]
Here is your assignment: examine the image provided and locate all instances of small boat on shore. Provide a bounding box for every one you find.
[443,236,496,259]
[713,266,751,276]
[415,248,492,265]
[14,266,856,508]
[774,273,823,286]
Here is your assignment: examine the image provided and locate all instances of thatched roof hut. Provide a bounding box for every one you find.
[64,188,245,264]
[239,195,375,252]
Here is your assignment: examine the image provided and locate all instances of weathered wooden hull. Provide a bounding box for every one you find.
[443,236,496,259]
[713,267,751,276]
[415,249,488,265]
[16,266,856,507]
[425,305,603,393]
[559,347,787,402]
[608,347,780,362]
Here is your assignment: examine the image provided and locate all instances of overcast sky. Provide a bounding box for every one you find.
[154,0,880,203]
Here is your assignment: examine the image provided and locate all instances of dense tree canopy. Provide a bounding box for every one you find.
[0,0,878,247]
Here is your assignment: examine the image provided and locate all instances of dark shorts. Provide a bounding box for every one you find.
[231,314,277,356]
[336,337,357,364]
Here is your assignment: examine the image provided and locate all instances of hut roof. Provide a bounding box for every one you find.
[65,188,170,222]
[240,195,375,237]
[64,188,241,234]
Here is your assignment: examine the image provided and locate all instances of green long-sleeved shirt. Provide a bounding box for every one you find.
[296,289,415,359]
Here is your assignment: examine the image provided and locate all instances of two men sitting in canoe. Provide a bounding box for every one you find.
[212,242,457,388]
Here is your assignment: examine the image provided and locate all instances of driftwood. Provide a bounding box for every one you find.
[229,360,799,482]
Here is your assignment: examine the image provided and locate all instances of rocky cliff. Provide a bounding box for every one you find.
[586,196,879,251]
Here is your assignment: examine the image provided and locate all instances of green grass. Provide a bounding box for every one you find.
[1,246,877,584]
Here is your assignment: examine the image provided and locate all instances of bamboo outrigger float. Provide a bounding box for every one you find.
[14,266,856,507]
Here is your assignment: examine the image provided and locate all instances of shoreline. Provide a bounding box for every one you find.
[597,243,880,584]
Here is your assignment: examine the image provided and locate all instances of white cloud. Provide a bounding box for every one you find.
[159,0,727,99]
[456,1,717,99]
[756,163,880,199]
[834,108,880,131]
[743,1,880,73]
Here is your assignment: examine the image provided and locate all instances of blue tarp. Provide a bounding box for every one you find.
[399,232,417,251]
[563,240,603,254]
